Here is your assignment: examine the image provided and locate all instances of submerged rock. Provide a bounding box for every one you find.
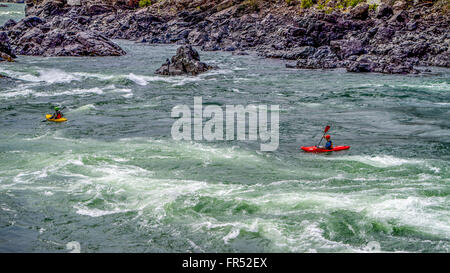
[155,45,214,76]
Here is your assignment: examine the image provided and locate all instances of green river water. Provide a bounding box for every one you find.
[0,3,449,252]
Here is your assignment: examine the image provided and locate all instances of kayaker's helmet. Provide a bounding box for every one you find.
[55,107,60,111]
[325,135,331,140]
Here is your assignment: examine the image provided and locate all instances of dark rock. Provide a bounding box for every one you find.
[350,3,369,20]
[0,51,14,62]
[375,26,395,40]
[155,45,214,76]
[406,21,417,31]
[390,10,408,23]
[188,29,208,45]
[296,46,340,69]
[12,27,125,56]
[2,19,17,29]
[282,46,316,60]
[346,54,418,74]
[285,63,297,68]
[376,4,394,19]
[84,4,116,16]
[21,16,46,29]
[9,0,449,73]
[392,1,408,11]
[347,61,374,72]
[330,39,366,59]
[224,46,235,51]
[27,0,66,18]
[202,41,220,51]
[428,52,450,67]
[0,31,16,58]
[289,27,307,37]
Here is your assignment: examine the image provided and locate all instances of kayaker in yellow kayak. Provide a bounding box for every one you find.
[50,106,63,119]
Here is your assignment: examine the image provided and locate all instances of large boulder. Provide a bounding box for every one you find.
[295,46,341,69]
[350,3,370,20]
[83,4,117,16]
[330,39,366,59]
[25,0,66,17]
[376,4,394,19]
[14,28,126,56]
[4,15,126,57]
[346,54,418,74]
[0,31,16,61]
[0,31,16,57]
[155,45,214,76]
[0,51,14,62]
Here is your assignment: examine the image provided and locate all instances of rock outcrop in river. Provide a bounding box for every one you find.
[155,45,214,76]
[3,0,449,73]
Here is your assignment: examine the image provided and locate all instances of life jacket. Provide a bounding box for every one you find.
[325,140,333,149]
[56,111,62,119]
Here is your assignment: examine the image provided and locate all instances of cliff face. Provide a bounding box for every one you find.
[5,0,450,73]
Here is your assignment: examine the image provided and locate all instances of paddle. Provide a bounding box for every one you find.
[42,106,66,122]
[316,125,330,147]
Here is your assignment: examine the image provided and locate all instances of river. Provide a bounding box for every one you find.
[0,3,449,252]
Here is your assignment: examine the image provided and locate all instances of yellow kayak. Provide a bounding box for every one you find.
[46,114,67,122]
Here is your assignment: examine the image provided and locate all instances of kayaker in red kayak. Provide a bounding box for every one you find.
[324,135,333,149]
[300,125,350,152]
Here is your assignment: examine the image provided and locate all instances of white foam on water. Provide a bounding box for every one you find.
[186,239,204,252]
[127,73,149,86]
[201,68,233,76]
[171,77,202,87]
[362,241,381,252]
[298,102,323,108]
[18,69,80,84]
[232,66,248,71]
[0,87,33,98]
[330,155,423,168]
[66,241,81,253]
[1,205,15,212]
[55,87,104,96]
[223,228,240,244]
[3,136,447,252]
[364,196,450,237]
[395,82,450,91]
[0,87,103,98]
[74,206,131,217]
[72,72,115,81]
[68,104,96,113]
[0,11,23,15]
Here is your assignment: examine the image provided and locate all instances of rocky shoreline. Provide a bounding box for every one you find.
[1,0,449,74]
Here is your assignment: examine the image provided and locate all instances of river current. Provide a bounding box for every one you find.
[0,3,449,252]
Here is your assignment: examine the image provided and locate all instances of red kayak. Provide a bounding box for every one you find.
[301,146,350,153]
